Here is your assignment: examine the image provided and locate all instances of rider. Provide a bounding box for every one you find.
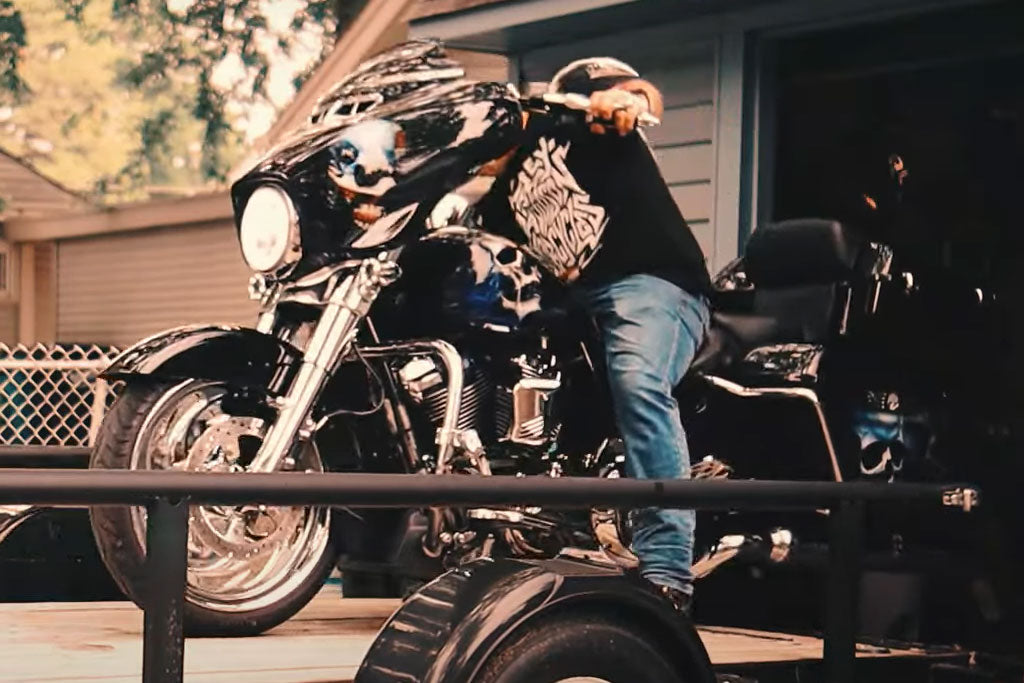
[476,57,712,613]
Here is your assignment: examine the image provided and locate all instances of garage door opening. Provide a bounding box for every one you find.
[761,0,1024,652]
[769,1,1023,286]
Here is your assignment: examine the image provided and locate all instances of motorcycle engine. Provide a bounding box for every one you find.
[396,346,562,451]
[396,344,631,564]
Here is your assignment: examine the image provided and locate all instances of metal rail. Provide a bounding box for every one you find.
[0,469,978,683]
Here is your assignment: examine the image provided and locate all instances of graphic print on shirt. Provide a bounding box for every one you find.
[508,137,608,281]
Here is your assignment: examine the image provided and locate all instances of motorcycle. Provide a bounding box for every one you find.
[87,40,983,637]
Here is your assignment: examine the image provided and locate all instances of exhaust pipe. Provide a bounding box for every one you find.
[692,528,794,579]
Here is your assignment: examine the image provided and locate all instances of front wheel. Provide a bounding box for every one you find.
[474,612,688,683]
[89,379,337,636]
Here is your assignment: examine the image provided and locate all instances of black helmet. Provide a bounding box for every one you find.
[548,57,639,96]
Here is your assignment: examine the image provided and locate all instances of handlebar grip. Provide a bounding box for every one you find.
[638,111,661,127]
[530,92,661,129]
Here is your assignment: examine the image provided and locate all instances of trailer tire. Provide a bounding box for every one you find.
[474,612,686,683]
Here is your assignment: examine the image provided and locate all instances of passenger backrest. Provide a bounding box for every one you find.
[744,219,865,343]
[744,218,866,288]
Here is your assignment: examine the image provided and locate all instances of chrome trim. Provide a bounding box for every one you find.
[0,504,44,545]
[579,341,595,372]
[943,487,980,512]
[507,377,561,445]
[248,273,274,305]
[351,203,419,249]
[703,374,843,482]
[287,260,364,291]
[740,344,823,385]
[769,528,794,563]
[902,271,916,292]
[691,529,795,580]
[557,546,620,568]
[397,357,443,402]
[249,257,400,473]
[358,339,464,473]
[256,310,276,334]
[275,260,365,307]
[315,91,384,122]
[691,534,747,579]
[869,242,895,277]
[869,277,883,315]
[240,185,302,274]
[277,291,327,307]
[838,285,853,336]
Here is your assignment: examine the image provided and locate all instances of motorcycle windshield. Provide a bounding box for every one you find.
[309,40,468,124]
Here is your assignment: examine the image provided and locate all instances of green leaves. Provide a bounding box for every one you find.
[0,1,29,103]
[0,0,361,201]
[59,0,91,22]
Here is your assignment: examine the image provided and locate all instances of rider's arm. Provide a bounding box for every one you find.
[480,78,663,176]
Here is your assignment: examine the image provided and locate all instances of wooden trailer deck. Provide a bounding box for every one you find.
[0,589,960,682]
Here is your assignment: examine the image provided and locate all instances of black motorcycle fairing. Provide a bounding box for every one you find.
[230,76,523,279]
[354,557,714,683]
[102,325,300,394]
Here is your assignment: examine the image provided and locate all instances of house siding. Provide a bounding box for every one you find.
[56,221,257,347]
[0,305,16,344]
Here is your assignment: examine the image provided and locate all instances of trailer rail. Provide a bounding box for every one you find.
[0,469,978,683]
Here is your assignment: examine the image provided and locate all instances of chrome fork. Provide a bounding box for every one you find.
[249,255,400,474]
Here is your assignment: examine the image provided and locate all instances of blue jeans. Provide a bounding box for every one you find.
[582,274,710,594]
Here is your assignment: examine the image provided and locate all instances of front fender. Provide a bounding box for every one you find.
[102,324,300,393]
[354,557,714,683]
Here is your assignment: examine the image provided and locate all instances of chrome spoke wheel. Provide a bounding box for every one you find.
[128,380,331,613]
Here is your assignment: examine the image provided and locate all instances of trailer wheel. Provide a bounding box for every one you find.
[474,612,686,683]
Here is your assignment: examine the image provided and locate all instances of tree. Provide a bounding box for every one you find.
[0,0,363,202]
[0,0,158,197]
[0,1,29,103]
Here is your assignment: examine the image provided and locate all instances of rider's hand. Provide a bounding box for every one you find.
[587,89,650,136]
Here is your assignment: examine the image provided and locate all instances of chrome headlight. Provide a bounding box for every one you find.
[239,186,301,272]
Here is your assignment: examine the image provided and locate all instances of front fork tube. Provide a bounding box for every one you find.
[249,257,399,474]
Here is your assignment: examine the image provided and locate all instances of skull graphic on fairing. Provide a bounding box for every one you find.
[490,243,543,319]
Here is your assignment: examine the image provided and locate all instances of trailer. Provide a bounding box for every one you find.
[0,468,1011,682]
[0,583,979,683]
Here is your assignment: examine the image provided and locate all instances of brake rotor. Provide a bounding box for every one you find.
[175,416,312,560]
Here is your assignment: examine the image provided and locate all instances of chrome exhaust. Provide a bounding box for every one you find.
[691,528,795,579]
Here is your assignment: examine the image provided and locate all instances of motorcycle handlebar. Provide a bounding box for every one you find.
[521,92,661,129]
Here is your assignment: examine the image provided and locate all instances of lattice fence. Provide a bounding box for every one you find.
[0,344,121,448]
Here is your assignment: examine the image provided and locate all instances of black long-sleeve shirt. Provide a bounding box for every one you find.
[476,114,711,298]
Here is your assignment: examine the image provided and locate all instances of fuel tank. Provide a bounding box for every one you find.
[376,226,567,340]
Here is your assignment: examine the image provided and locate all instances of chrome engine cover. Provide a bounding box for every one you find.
[397,345,563,450]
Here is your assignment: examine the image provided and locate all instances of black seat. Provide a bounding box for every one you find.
[689,218,869,376]
[689,313,783,375]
